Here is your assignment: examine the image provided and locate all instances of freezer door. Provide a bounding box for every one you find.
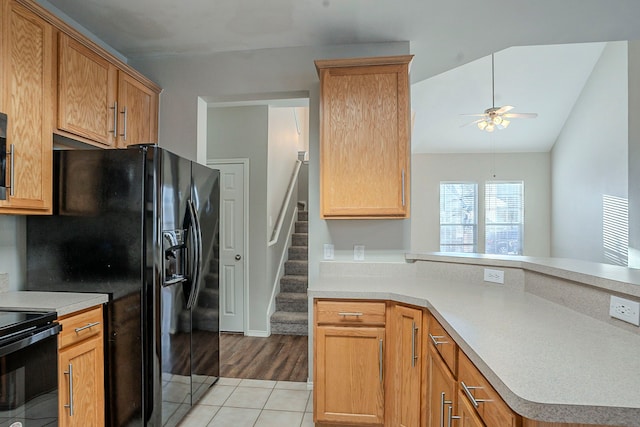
[190,162,221,401]
[157,149,193,426]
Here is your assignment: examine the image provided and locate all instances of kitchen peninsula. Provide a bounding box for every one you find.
[310,253,640,427]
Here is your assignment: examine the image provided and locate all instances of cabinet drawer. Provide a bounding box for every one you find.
[58,306,104,349]
[428,315,457,375]
[458,350,519,427]
[315,300,386,326]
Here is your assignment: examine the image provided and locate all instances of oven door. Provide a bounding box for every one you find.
[0,323,61,427]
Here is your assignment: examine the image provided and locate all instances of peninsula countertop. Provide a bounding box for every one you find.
[310,261,640,426]
[0,291,108,317]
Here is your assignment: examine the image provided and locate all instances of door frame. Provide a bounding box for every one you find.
[207,158,250,335]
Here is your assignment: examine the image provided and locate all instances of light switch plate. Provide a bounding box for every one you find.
[354,245,365,261]
[323,244,334,260]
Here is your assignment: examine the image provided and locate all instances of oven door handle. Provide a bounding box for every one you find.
[0,323,62,357]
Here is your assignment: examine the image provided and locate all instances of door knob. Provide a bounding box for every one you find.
[235,254,242,261]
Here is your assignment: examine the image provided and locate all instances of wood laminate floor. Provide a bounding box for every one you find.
[220,333,308,382]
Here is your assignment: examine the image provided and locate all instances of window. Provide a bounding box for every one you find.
[485,181,524,255]
[439,182,477,253]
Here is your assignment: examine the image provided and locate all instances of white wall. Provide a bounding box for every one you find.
[551,41,628,264]
[130,41,411,285]
[627,41,640,268]
[0,216,26,291]
[207,105,269,333]
[267,107,303,237]
[411,152,551,256]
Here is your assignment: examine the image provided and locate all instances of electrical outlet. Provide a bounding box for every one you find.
[323,244,334,260]
[609,296,640,326]
[483,268,504,284]
[354,245,365,261]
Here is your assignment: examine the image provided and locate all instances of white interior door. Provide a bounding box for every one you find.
[210,161,246,333]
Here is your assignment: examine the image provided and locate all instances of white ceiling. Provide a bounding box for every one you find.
[41,0,640,153]
[412,42,607,154]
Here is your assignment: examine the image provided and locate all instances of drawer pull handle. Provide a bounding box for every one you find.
[75,321,101,333]
[461,381,490,408]
[447,405,460,427]
[429,333,449,346]
[64,363,74,416]
[379,338,384,383]
[411,321,418,367]
[440,392,452,427]
[338,312,363,317]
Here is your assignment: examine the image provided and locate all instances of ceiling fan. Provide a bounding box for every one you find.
[462,53,538,132]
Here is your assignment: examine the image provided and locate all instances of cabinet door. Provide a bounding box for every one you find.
[58,32,117,146]
[315,326,385,425]
[0,0,53,214]
[391,304,422,427]
[116,71,158,147]
[316,56,412,219]
[428,345,456,427]
[58,335,105,427]
[457,390,486,427]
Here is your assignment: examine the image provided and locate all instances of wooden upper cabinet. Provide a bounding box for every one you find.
[0,0,54,214]
[116,71,158,147]
[58,32,117,146]
[315,55,413,219]
[56,33,159,149]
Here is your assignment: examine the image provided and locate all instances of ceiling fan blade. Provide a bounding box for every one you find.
[503,112,538,119]
[495,105,514,114]
[460,113,489,117]
[460,119,484,128]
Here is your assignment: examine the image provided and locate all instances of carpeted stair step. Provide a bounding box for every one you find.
[276,292,308,312]
[292,233,307,246]
[297,211,308,221]
[285,260,308,275]
[287,246,308,261]
[280,275,308,293]
[270,311,308,336]
[295,221,308,233]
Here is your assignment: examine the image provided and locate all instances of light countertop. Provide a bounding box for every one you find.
[0,291,108,317]
[311,262,640,426]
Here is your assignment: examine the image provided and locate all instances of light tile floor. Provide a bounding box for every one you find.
[179,378,313,427]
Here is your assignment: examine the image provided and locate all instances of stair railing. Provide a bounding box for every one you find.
[268,159,303,247]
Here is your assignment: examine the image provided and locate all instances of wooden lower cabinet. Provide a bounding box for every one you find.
[58,305,105,427]
[389,304,422,427]
[428,344,457,427]
[315,325,385,425]
[314,300,386,426]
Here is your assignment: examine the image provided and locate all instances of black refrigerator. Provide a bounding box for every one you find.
[26,145,220,427]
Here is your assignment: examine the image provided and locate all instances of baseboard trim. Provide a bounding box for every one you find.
[245,329,270,337]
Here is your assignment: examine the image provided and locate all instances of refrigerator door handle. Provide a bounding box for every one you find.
[186,199,203,309]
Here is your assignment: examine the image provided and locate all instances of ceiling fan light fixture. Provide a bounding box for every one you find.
[477,121,488,130]
[485,123,495,132]
[492,115,503,125]
[501,119,510,128]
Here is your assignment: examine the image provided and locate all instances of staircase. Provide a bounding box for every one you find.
[270,210,308,335]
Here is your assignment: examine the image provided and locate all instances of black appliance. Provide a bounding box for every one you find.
[25,146,220,427]
[0,310,61,427]
[0,112,8,200]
